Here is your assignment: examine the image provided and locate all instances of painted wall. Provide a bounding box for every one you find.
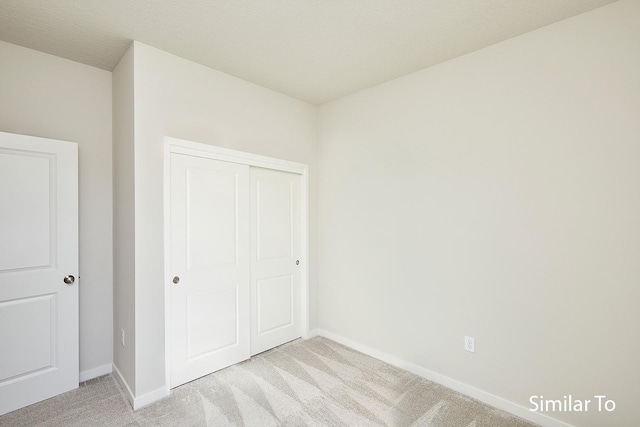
[0,41,113,377]
[112,44,136,392]
[317,1,640,426]
[129,42,318,396]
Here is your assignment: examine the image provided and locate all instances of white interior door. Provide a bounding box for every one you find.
[170,153,250,388]
[0,131,78,416]
[250,167,301,355]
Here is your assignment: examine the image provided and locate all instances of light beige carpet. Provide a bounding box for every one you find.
[1,337,538,426]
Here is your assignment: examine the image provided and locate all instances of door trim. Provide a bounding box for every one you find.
[163,136,310,395]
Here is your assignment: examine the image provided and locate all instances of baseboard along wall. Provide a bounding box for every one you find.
[109,329,573,424]
[112,364,135,408]
[310,328,573,427]
[112,364,170,411]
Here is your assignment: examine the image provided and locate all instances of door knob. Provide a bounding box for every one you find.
[172,276,180,284]
[63,275,75,285]
[296,260,300,265]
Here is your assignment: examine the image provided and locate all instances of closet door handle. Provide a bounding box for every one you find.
[172,276,180,284]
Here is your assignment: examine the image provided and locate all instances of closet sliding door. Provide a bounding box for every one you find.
[169,150,303,388]
[250,167,302,356]
[170,154,251,388]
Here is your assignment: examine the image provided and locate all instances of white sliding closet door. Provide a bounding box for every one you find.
[170,153,250,388]
[169,146,304,388]
[250,167,302,355]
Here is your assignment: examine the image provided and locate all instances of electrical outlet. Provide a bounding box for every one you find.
[464,336,475,353]
[121,329,125,347]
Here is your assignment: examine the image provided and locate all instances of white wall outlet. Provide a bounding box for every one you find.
[464,336,475,353]
[121,329,125,347]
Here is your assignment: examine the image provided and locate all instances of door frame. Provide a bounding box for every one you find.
[163,136,310,394]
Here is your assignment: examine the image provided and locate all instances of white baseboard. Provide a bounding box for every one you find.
[112,364,135,408]
[79,364,113,382]
[308,328,321,338]
[112,364,169,410]
[313,329,573,427]
[132,386,169,410]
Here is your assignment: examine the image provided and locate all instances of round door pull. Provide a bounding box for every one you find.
[172,276,180,284]
[63,275,75,285]
[296,260,300,265]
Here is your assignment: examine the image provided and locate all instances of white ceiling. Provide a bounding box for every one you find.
[0,0,616,105]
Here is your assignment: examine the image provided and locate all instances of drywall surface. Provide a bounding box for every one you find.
[132,42,317,396]
[0,41,113,376]
[112,43,136,393]
[317,1,640,426]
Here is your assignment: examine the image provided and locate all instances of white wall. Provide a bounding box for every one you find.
[112,44,136,392]
[125,42,317,396]
[317,1,640,426]
[0,41,113,378]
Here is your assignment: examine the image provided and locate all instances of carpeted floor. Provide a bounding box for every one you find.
[1,337,538,426]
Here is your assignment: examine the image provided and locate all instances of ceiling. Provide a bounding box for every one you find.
[0,0,616,105]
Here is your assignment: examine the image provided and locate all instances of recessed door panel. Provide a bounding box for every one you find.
[187,285,238,359]
[187,168,238,269]
[0,132,78,416]
[0,295,55,381]
[256,179,292,260]
[0,153,52,271]
[257,275,293,335]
